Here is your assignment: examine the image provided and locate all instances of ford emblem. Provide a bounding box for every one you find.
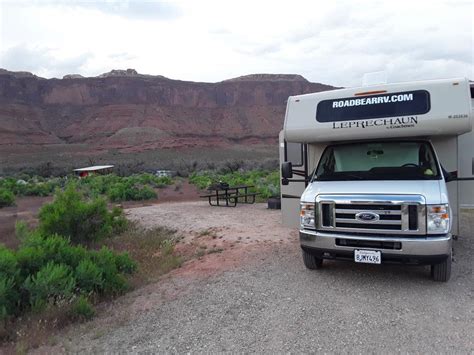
[355,212,380,222]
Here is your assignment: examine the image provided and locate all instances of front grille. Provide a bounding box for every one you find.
[334,203,403,231]
[317,195,426,235]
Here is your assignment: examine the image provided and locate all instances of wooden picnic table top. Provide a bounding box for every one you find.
[200,184,258,207]
[207,184,254,191]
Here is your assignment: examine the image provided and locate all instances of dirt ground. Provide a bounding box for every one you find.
[126,201,294,244]
[4,195,473,352]
[51,202,473,353]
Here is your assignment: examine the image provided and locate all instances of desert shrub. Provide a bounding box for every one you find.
[7,233,136,320]
[107,182,157,202]
[23,262,75,312]
[0,173,171,202]
[138,174,172,188]
[0,176,66,198]
[21,182,55,197]
[0,188,15,208]
[77,173,171,202]
[70,295,95,321]
[57,244,88,269]
[79,174,121,197]
[92,247,128,294]
[28,234,69,260]
[75,259,103,293]
[38,184,127,243]
[16,246,47,280]
[15,220,32,242]
[0,246,19,280]
[0,276,18,319]
[189,169,280,199]
[114,252,137,274]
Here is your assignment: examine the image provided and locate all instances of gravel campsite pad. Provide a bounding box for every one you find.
[60,203,473,353]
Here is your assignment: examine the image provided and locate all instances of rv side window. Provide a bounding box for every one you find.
[285,142,303,167]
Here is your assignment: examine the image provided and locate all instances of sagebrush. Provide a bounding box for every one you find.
[38,184,127,243]
[0,235,136,320]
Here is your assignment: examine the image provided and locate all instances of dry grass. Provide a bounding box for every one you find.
[1,301,75,352]
[101,222,183,285]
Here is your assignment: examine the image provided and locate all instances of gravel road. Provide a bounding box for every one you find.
[66,204,473,353]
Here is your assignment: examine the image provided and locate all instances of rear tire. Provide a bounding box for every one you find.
[302,249,323,270]
[431,253,451,282]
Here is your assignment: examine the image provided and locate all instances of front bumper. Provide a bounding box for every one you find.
[300,229,451,265]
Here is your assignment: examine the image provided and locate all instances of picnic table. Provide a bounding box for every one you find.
[200,184,259,207]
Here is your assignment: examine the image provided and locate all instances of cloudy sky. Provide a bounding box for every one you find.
[0,0,472,86]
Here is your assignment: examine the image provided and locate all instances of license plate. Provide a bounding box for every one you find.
[354,250,381,264]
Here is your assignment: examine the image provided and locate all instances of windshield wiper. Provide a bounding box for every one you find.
[316,173,365,181]
[343,173,365,180]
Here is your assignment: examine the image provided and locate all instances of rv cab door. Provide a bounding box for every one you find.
[279,131,307,228]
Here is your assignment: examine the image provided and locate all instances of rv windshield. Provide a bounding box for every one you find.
[314,141,441,181]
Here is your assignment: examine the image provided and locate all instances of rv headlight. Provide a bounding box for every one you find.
[427,204,450,234]
[300,203,316,229]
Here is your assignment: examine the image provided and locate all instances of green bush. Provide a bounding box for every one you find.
[77,173,170,202]
[0,182,139,323]
[92,247,128,294]
[114,252,137,274]
[0,188,15,208]
[16,246,47,280]
[0,173,172,202]
[15,220,31,242]
[23,262,75,311]
[38,185,127,243]
[70,295,95,321]
[21,182,55,197]
[0,246,19,279]
[75,259,103,293]
[12,235,135,314]
[58,244,88,269]
[189,169,280,200]
[0,176,65,198]
[0,276,18,319]
[107,182,157,202]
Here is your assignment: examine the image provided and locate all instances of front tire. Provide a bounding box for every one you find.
[302,249,323,270]
[431,253,452,282]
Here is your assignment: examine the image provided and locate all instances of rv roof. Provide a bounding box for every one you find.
[73,165,114,172]
[284,77,472,143]
[291,77,469,100]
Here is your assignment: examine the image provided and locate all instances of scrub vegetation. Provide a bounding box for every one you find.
[0,183,182,349]
[0,173,174,207]
[189,169,280,200]
[0,189,15,208]
[0,186,135,323]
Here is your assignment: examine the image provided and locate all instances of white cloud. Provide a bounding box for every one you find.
[0,45,93,77]
[0,0,472,86]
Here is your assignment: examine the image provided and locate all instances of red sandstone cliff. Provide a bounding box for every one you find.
[0,69,336,151]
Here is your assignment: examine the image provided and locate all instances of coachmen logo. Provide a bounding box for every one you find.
[355,212,380,222]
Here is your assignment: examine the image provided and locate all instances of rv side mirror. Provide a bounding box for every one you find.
[441,166,457,182]
[445,171,458,182]
[281,162,293,179]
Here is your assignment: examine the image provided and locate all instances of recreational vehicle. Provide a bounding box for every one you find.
[280,78,474,281]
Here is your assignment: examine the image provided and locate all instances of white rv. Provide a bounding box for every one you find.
[280,78,474,282]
